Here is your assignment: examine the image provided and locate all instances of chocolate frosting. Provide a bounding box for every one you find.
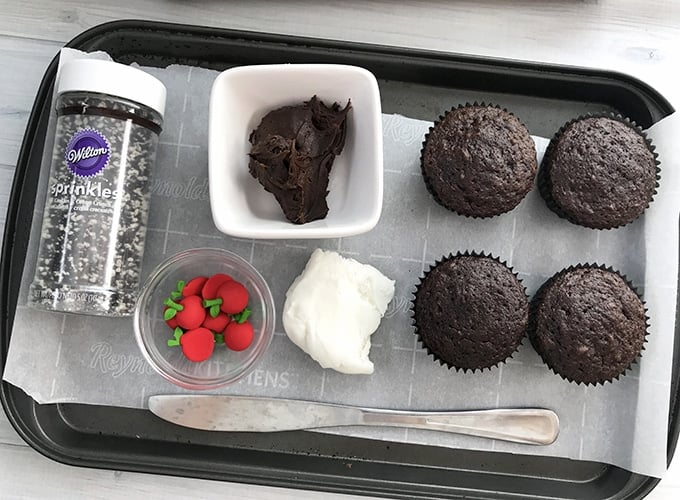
[248,96,351,224]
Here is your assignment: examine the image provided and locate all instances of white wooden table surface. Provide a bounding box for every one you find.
[1,1,680,498]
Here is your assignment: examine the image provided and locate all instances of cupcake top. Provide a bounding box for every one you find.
[413,254,528,371]
[539,116,658,229]
[530,266,647,385]
[420,105,537,218]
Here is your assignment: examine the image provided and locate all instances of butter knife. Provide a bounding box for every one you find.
[148,395,559,445]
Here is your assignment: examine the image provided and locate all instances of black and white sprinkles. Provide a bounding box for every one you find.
[29,80,165,316]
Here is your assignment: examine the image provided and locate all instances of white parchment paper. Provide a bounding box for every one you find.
[3,50,679,478]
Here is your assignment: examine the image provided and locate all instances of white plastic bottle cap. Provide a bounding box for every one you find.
[57,59,167,118]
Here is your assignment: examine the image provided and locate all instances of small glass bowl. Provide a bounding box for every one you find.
[134,248,275,390]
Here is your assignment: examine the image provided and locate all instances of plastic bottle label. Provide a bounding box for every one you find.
[65,128,111,177]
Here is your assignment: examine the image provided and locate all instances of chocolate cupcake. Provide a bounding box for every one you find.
[538,114,659,229]
[412,252,528,371]
[420,104,537,218]
[529,265,648,385]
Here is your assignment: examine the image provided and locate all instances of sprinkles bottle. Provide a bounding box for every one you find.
[29,59,166,316]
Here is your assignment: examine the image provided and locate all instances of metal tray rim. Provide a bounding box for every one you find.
[2,19,678,500]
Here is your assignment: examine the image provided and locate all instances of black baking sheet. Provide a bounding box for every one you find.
[1,20,678,500]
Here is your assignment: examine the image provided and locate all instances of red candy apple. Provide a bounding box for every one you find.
[224,320,254,351]
[182,276,208,298]
[179,327,215,362]
[217,280,249,314]
[201,273,232,300]
[165,271,253,362]
[202,311,230,332]
[174,295,206,330]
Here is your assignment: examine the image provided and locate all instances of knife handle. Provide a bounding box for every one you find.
[360,408,559,445]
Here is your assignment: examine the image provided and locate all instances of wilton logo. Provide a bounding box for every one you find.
[65,128,111,177]
[68,145,108,163]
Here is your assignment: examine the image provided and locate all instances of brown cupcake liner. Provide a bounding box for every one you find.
[410,250,529,373]
[528,263,650,386]
[420,102,536,219]
[537,112,661,230]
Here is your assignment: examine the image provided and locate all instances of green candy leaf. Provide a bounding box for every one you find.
[176,280,185,293]
[164,308,177,320]
[214,333,224,344]
[167,328,183,347]
[163,298,184,311]
[234,307,251,324]
[170,291,182,300]
[210,304,221,318]
[203,298,222,308]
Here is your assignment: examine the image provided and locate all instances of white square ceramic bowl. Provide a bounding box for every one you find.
[208,64,383,239]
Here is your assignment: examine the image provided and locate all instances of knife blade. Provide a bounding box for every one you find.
[148,395,559,445]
